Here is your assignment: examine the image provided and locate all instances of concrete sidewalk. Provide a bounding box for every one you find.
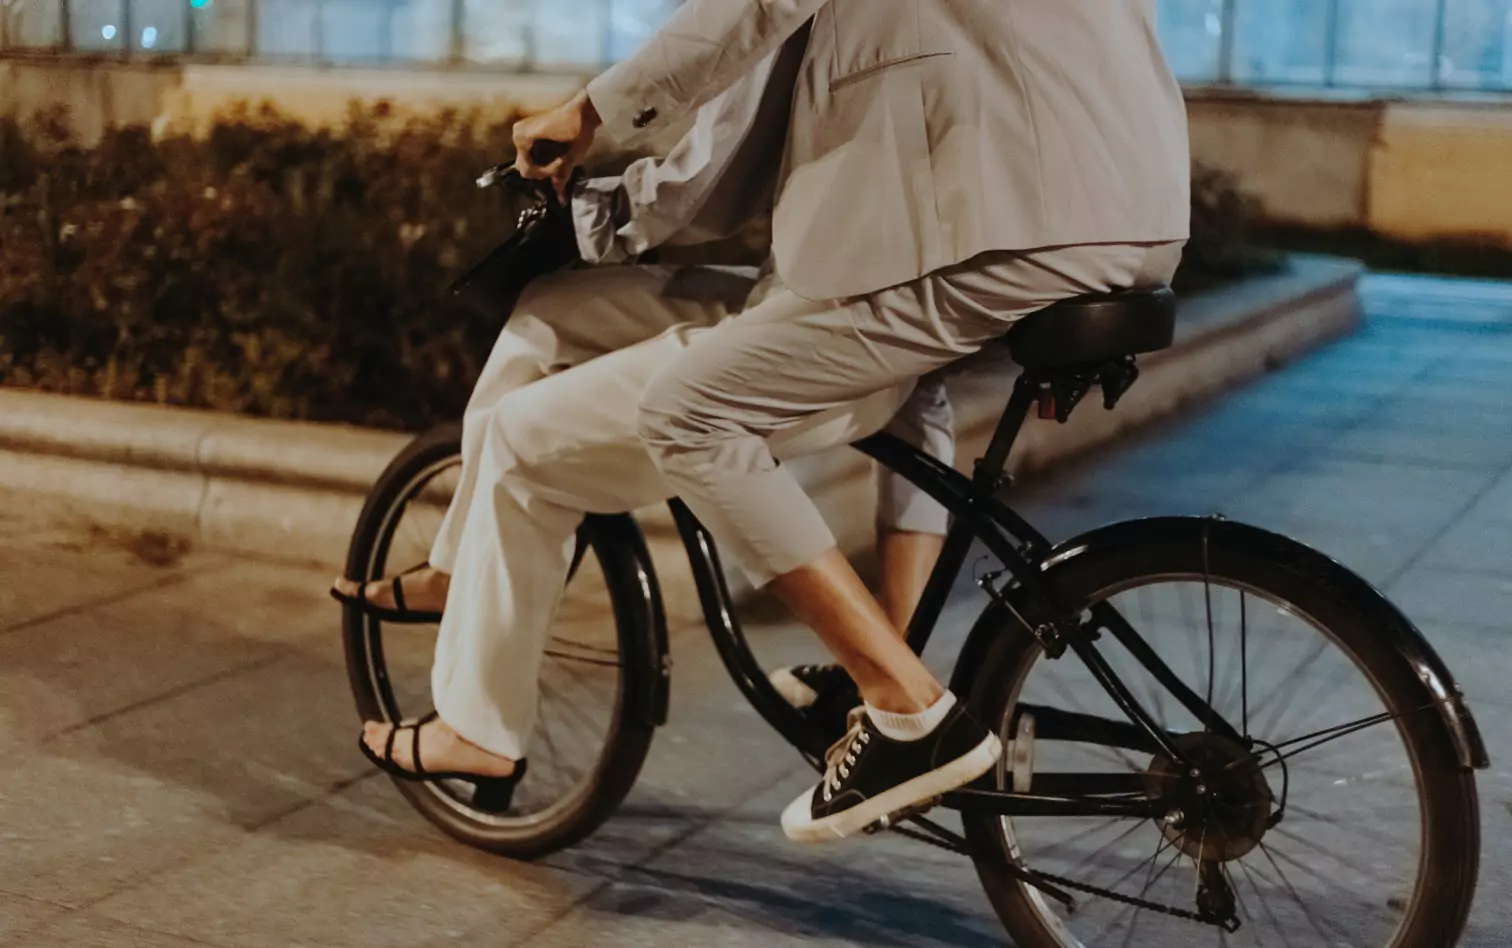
[0,273,1508,947]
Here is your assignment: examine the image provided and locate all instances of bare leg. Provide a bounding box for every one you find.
[769,549,943,714]
[878,529,945,635]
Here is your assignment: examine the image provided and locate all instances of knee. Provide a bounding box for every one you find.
[635,369,693,457]
[476,390,553,483]
[635,364,737,464]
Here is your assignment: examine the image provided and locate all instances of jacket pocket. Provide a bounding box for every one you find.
[830,51,955,91]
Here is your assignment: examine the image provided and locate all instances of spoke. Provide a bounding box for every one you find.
[542,648,621,668]
[1235,855,1289,944]
[1239,590,1248,736]
[1132,590,1172,730]
[1261,705,1432,769]
[546,636,620,658]
[534,679,570,792]
[1039,673,1147,773]
[1256,841,1359,947]
[1248,638,1330,739]
[1176,582,1210,696]
[1119,829,1178,948]
[1201,544,1218,712]
[1061,818,1151,878]
[539,668,611,739]
[1282,802,1416,853]
[1043,816,1140,855]
[1091,833,1187,943]
[1260,656,1357,752]
[1269,825,1400,882]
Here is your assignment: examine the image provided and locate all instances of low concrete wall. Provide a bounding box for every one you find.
[0,56,182,143]
[1186,92,1380,229]
[1368,101,1512,245]
[1187,87,1512,248]
[158,63,583,136]
[0,258,1363,597]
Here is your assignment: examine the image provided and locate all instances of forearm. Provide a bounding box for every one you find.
[572,28,801,264]
[585,0,827,149]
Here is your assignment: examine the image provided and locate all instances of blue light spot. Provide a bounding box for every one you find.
[141,25,158,48]
[101,23,117,39]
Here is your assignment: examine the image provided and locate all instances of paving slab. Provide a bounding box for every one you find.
[1387,564,1512,633]
[0,893,72,943]
[7,911,238,948]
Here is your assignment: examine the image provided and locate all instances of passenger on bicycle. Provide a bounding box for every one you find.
[333,0,1190,841]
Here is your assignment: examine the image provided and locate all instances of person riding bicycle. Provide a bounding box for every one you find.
[333,0,1190,841]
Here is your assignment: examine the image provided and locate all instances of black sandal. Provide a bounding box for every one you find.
[359,712,528,813]
[331,562,445,624]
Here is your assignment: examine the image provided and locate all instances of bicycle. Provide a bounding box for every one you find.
[340,162,1490,947]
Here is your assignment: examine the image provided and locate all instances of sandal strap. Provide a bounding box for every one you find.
[391,575,407,614]
[382,720,401,763]
[411,721,426,778]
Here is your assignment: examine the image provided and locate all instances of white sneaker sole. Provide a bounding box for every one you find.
[770,668,819,709]
[780,732,1003,843]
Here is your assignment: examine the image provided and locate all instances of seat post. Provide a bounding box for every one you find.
[971,372,1040,496]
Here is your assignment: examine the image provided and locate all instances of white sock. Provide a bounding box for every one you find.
[865,691,957,742]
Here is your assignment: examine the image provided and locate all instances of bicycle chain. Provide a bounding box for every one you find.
[894,824,1224,928]
[1029,868,1221,927]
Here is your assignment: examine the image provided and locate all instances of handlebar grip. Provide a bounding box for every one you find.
[528,140,572,166]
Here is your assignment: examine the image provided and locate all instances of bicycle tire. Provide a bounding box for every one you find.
[341,423,659,860]
[957,518,1480,948]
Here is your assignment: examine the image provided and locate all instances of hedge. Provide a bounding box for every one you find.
[0,103,1278,431]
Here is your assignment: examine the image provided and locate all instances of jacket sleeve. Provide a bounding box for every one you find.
[572,20,811,263]
[585,0,828,149]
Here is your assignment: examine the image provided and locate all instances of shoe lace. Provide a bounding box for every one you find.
[821,707,870,800]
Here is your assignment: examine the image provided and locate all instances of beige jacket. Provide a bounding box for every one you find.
[580,0,1190,301]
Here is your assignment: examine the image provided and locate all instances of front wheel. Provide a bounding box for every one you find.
[340,423,660,859]
[959,519,1480,948]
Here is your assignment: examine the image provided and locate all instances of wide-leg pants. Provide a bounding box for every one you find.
[431,243,1182,759]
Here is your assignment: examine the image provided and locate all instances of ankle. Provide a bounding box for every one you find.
[866,690,957,741]
[860,679,943,715]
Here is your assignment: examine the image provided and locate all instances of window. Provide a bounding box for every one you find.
[0,0,65,46]
[1157,0,1226,82]
[1441,0,1512,89]
[1229,0,1329,85]
[4,0,1512,93]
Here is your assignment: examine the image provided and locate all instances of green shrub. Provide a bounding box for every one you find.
[0,105,1277,431]
[1174,163,1285,295]
[0,102,542,429]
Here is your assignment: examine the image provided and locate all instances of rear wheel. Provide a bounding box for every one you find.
[341,424,658,859]
[960,522,1480,947]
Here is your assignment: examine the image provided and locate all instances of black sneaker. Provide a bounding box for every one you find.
[780,698,1002,843]
[770,664,861,747]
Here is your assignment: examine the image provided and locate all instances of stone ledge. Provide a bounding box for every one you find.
[0,256,1362,603]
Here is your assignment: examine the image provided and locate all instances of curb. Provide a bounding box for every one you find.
[0,256,1362,607]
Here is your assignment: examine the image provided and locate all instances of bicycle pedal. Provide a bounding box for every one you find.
[863,796,943,835]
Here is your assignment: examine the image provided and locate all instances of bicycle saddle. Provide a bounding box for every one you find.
[1003,287,1177,369]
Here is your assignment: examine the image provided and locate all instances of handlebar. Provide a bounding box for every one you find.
[474,140,575,204]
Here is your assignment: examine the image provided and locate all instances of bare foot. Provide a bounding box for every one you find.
[362,716,518,778]
[332,566,450,614]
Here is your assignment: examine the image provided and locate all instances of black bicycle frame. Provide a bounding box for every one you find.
[668,368,1242,821]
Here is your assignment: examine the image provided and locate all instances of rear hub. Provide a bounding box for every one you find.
[1145,732,1274,862]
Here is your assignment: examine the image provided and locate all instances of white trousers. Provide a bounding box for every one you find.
[431,244,1182,759]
